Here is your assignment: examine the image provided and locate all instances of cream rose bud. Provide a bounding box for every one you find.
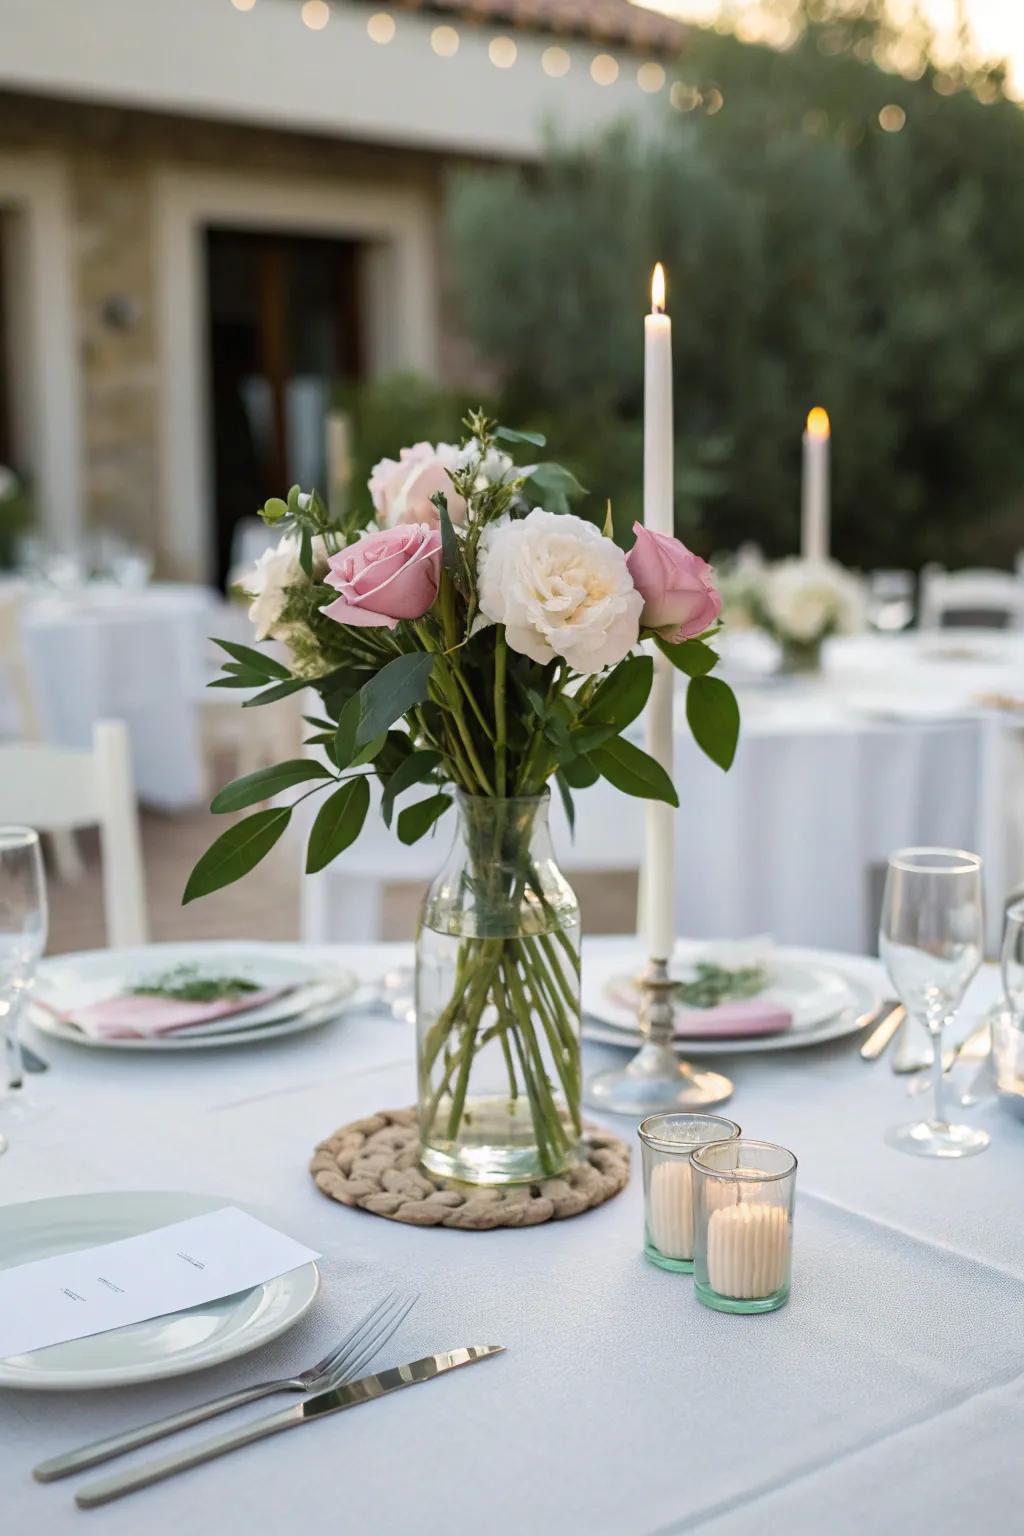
[247,533,327,641]
[368,441,467,528]
[478,509,643,674]
[626,523,722,643]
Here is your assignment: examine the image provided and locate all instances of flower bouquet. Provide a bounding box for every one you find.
[186,415,738,1183]
[723,555,865,673]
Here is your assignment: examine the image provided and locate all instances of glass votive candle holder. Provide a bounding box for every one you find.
[638,1113,741,1273]
[690,1138,797,1313]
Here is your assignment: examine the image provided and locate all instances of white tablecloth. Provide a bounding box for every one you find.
[2,938,1020,1535]
[17,585,226,810]
[303,631,1024,952]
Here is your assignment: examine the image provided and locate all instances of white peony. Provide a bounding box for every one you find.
[761,558,865,644]
[247,533,327,641]
[477,509,642,674]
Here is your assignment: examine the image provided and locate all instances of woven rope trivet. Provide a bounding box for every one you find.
[310,1108,630,1229]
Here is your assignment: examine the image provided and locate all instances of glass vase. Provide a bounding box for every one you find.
[416,792,582,1185]
[778,636,823,675]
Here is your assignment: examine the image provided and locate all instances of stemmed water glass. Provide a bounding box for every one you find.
[0,827,49,1153]
[879,846,987,1158]
[1001,898,1024,1021]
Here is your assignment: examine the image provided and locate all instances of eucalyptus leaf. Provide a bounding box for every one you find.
[356,653,435,746]
[212,638,291,681]
[686,675,740,771]
[333,692,362,771]
[183,807,291,904]
[494,425,547,447]
[397,793,452,846]
[241,677,308,708]
[210,758,333,814]
[299,526,314,580]
[523,461,587,516]
[306,776,371,873]
[560,754,600,790]
[208,671,268,690]
[590,737,678,806]
[381,748,442,827]
[655,635,719,678]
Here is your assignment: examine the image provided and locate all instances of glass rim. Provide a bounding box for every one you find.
[689,1137,798,1182]
[454,789,550,808]
[887,845,982,875]
[0,825,41,850]
[637,1113,741,1153]
[1005,897,1024,926]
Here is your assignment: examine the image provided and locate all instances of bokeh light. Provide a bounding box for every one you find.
[431,25,459,58]
[879,103,907,132]
[300,1,329,31]
[541,47,571,79]
[591,55,619,87]
[489,37,517,70]
[367,12,395,45]
[637,62,665,94]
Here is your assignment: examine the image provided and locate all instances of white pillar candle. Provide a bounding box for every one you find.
[642,263,675,963]
[800,406,830,562]
[648,1159,694,1260]
[707,1202,789,1299]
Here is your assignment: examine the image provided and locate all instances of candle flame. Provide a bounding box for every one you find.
[651,262,666,314]
[806,406,830,439]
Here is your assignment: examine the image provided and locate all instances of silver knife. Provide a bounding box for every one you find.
[859,1002,906,1060]
[75,1347,504,1509]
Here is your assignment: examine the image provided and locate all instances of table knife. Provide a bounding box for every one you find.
[75,1346,505,1509]
[859,1002,906,1060]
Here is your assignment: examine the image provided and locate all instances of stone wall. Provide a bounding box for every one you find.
[0,93,467,574]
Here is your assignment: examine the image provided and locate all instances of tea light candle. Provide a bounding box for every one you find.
[707,1203,789,1300]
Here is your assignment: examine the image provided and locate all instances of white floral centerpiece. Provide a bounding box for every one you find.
[722,555,865,673]
[186,414,739,1183]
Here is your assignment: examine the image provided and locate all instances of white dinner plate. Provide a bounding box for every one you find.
[601,957,857,1035]
[0,1191,319,1391]
[28,942,358,1052]
[583,952,882,1056]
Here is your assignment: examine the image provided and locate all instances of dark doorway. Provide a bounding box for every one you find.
[205,227,364,586]
[0,214,12,469]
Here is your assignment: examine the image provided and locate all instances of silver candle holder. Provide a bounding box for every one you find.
[584,956,734,1116]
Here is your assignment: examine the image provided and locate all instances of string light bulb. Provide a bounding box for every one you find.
[489,36,517,69]
[300,0,329,30]
[541,46,571,79]
[367,12,395,44]
[431,25,459,57]
[591,54,619,87]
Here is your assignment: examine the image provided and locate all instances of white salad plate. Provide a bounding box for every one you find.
[28,941,358,1052]
[583,947,882,1056]
[0,1191,320,1391]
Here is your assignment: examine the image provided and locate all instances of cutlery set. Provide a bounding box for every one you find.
[860,999,993,1099]
[30,1289,504,1511]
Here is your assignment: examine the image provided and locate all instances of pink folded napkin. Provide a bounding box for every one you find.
[62,989,284,1041]
[673,1001,792,1040]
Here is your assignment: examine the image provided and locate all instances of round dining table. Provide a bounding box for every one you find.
[302,629,1024,953]
[2,935,1020,1536]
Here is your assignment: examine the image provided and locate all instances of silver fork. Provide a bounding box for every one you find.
[33,1289,418,1483]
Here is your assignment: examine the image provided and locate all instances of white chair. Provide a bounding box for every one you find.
[0,720,148,947]
[919,565,1024,630]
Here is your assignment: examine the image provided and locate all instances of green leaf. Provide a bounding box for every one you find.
[332,692,362,771]
[432,491,460,575]
[686,675,740,771]
[262,496,288,524]
[299,525,314,580]
[554,771,575,836]
[183,808,291,903]
[207,671,268,690]
[565,722,618,756]
[306,776,371,873]
[381,748,442,827]
[241,677,308,708]
[590,737,679,806]
[560,754,600,789]
[356,653,435,746]
[655,635,719,678]
[210,758,333,813]
[397,793,452,846]
[585,654,653,729]
[494,425,547,448]
[213,637,291,681]
[523,461,587,516]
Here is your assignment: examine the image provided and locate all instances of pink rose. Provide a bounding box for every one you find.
[321,524,442,630]
[368,442,467,528]
[625,523,722,642]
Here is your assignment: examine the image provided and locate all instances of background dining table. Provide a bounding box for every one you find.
[1,936,1020,1536]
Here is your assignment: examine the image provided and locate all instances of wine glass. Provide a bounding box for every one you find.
[0,827,49,1151]
[879,847,987,1158]
[1001,897,1024,1021]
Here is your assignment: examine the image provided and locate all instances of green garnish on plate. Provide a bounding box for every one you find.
[130,965,263,1004]
[674,963,768,1010]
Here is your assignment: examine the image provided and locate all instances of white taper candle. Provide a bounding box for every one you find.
[800,406,831,562]
[643,263,676,962]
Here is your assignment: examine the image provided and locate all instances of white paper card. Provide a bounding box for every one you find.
[0,1206,320,1360]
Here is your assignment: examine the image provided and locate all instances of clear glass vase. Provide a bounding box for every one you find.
[416,791,582,1185]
